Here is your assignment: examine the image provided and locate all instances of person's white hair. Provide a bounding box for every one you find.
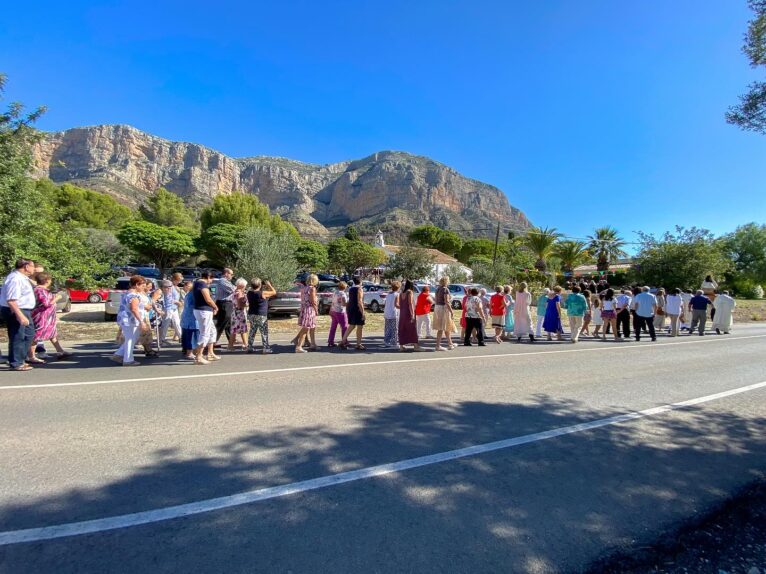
[543,287,550,294]
[642,286,650,292]
[235,277,248,289]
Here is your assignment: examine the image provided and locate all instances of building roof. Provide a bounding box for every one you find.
[383,245,459,265]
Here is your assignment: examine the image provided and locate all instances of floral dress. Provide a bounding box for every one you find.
[32,286,58,341]
[230,290,248,335]
[298,285,317,329]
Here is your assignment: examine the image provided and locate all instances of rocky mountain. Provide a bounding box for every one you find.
[31,124,531,238]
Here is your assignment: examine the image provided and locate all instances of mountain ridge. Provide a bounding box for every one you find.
[31,124,531,238]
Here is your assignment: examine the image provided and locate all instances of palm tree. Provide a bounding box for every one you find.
[554,240,591,274]
[588,226,627,273]
[523,226,562,272]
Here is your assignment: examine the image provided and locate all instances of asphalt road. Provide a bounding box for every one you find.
[1,325,765,573]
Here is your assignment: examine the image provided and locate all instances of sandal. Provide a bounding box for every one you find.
[356,344,366,350]
[27,358,46,364]
[13,365,33,371]
[56,352,73,360]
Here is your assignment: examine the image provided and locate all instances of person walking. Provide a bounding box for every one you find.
[503,285,515,340]
[228,278,249,351]
[328,281,349,348]
[513,282,534,342]
[463,287,487,346]
[398,280,424,352]
[565,285,587,343]
[680,289,694,332]
[28,272,70,363]
[713,290,736,335]
[600,289,621,341]
[580,289,593,337]
[294,274,319,353]
[615,288,632,339]
[535,288,550,338]
[193,271,219,365]
[246,278,276,353]
[689,289,714,336]
[433,277,455,351]
[341,277,366,350]
[0,258,37,371]
[489,286,508,344]
[653,288,667,332]
[180,281,198,359]
[159,279,181,345]
[590,295,603,338]
[415,285,434,339]
[382,280,400,348]
[543,286,564,341]
[213,268,235,345]
[111,275,146,366]
[632,286,657,341]
[664,288,683,337]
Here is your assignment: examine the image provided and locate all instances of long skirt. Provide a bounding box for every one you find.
[384,317,399,346]
[398,306,418,345]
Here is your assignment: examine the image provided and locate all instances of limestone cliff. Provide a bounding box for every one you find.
[32,125,531,237]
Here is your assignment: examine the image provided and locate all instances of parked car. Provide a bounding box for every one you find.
[55,287,72,313]
[447,284,482,309]
[362,284,388,313]
[268,285,302,317]
[296,272,340,284]
[104,277,159,321]
[316,282,338,315]
[67,282,111,304]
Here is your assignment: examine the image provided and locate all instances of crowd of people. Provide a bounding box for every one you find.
[0,260,740,371]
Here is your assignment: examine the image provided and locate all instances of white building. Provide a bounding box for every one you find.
[373,231,472,283]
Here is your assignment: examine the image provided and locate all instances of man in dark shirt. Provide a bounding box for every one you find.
[688,290,713,336]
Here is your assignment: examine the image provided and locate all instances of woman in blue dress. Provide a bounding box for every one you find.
[503,285,515,339]
[543,286,564,341]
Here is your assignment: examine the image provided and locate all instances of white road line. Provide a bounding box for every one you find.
[1,334,764,392]
[1,379,764,546]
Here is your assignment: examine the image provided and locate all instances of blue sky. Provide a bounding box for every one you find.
[2,0,765,247]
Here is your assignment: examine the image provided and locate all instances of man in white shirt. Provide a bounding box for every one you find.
[0,258,37,371]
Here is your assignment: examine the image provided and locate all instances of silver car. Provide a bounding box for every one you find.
[104,277,159,321]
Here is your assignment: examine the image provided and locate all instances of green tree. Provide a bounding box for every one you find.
[723,222,766,283]
[344,225,360,241]
[0,73,46,268]
[634,226,730,290]
[199,223,245,268]
[234,226,299,291]
[139,187,197,229]
[327,238,385,275]
[435,230,463,256]
[199,191,299,239]
[295,240,329,271]
[457,239,495,264]
[727,0,766,133]
[553,240,592,274]
[408,224,463,256]
[443,262,469,284]
[408,224,443,247]
[117,220,198,276]
[587,226,627,272]
[73,228,133,269]
[39,181,134,230]
[523,226,562,272]
[383,246,435,280]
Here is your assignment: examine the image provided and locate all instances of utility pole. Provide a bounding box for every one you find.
[492,222,501,280]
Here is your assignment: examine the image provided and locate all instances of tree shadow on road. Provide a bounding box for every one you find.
[1,395,765,574]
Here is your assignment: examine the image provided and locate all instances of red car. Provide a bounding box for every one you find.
[67,283,111,303]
